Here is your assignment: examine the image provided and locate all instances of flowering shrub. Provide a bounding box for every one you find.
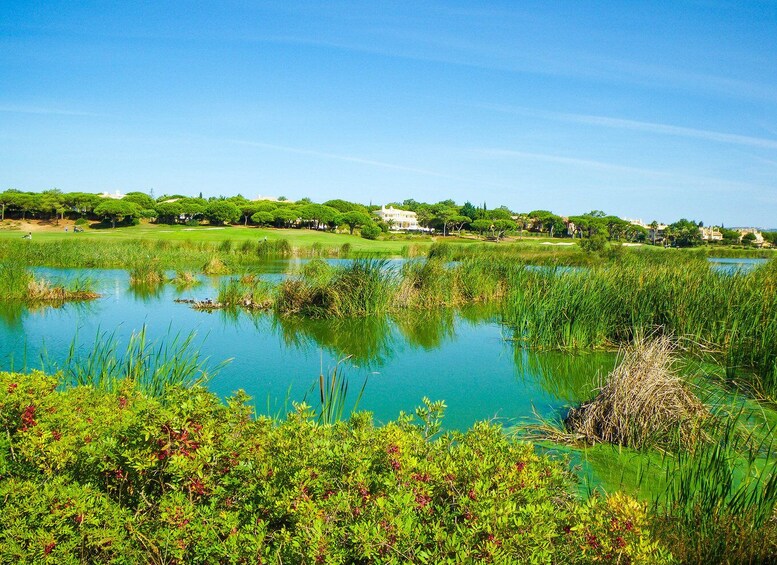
[0,371,671,563]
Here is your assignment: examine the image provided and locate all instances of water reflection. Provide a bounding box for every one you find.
[392,310,455,350]
[274,315,394,368]
[513,348,615,403]
[128,282,165,301]
[3,264,622,430]
[0,302,25,329]
[271,308,489,368]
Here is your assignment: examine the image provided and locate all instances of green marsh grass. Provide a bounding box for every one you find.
[128,260,165,286]
[652,406,777,563]
[0,260,98,302]
[276,258,397,317]
[59,326,227,398]
[256,238,291,258]
[216,275,274,309]
[502,256,777,396]
[170,270,200,287]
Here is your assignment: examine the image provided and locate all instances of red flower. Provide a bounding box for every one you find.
[20,405,37,431]
[486,533,502,547]
[7,382,18,393]
[414,492,432,508]
[44,541,56,555]
[52,430,62,441]
[515,461,526,472]
[118,396,128,409]
[189,477,206,496]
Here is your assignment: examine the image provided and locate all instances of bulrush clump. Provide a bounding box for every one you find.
[27,278,99,302]
[203,256,229,275]
[565,336,706,450]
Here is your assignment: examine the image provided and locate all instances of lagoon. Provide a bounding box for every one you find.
[0,265,615,430]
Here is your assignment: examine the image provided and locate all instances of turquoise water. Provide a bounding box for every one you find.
[707,256,768,273]
[0,266,615,430]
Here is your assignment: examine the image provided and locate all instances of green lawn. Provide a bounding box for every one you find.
[0,221,568,255]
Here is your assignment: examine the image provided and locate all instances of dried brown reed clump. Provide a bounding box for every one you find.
[27,278,98,301]
[565,336,706,450]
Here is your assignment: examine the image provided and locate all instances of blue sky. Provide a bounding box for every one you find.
[1,1,776,226]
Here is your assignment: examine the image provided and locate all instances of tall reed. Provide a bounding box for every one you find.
[276,258,397,317]
[217,276,274,309]
[58,326,226,398]
[128,260,165,286]
[652,406,777,563]
[309,355,367,425]
[0,260,98,302]
[502,256,777,396]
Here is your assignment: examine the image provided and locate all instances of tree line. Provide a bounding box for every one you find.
[1,189,773,246]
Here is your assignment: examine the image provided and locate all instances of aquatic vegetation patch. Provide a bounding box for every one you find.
[202,255,229,274]
[565,337,707,450]
[0,260,98,303]
[170,270,200,287]
[128,260,165,286]
[276,259,397,317]
[504,256,777,397]
[652,406,777,563]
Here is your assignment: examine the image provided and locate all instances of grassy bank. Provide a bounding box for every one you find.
[2,221,770,271]
[0,371,668,563]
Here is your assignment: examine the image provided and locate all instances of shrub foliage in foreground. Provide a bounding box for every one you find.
[0,372,669,563]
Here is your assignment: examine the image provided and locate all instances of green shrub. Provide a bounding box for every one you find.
[579,234,606,253]
[0,371,670,563]
[360,222,381,240]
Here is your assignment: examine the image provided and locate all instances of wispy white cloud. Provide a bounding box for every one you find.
[482,104,777,151]
[0,104,104,117]
[229,139,512,188]
[475,148,668,177]
[477,147,756,192]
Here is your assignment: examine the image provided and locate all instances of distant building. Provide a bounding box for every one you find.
[374,205,420,231]
[737,228,765,246]
[252,195,289,202]
[699,226,723,242]
[99,190,124,199]
[627,219,667,243]
[562,217,578,237]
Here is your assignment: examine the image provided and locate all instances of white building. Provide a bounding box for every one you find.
[737,228,765,246]
[374,205,420,231]
[99,190,125,199]
[699,226,723,242]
